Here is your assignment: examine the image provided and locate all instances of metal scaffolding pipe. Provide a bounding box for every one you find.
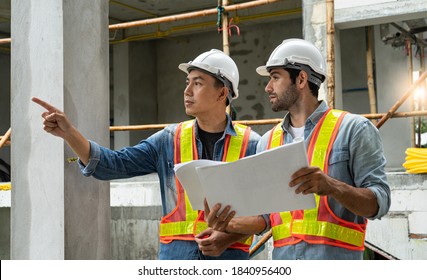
[2,111,427,144]
[220,0,232,116]
[0,0,282,45]
[376,71,427,128]
[366,26,377,125]
[0,38,11,45]
[407,39,416,147]
[221,0,230,56]
[0,128,11,149]
[109,0,282,30]
[326,0,335,109]
[107,110,427,132]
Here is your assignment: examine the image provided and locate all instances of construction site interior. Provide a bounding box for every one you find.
[0,0,426,260]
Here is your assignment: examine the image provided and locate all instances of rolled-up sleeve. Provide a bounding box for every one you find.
[350,118,391,220]
[368,185,391,220]
[78,140,101,177]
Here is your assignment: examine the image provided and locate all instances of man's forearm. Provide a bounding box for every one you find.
[227,215,267,235]
[64,127,91,165]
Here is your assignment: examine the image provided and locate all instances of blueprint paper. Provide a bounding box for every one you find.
[174,139,315,216]
[174,160,226,210]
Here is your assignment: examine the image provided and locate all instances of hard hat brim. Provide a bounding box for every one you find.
[256,66,269,76]
[178,63,191,74]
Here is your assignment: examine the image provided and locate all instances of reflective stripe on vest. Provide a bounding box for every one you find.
[160,120,253,250]
[269,109,367,251]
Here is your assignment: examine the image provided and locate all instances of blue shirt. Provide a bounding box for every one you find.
[257,101,391,260]
[79,114,260,219]
[79,115,260,260]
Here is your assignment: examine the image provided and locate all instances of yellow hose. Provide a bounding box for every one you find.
[403,148,427,173]
[0,182,11,191]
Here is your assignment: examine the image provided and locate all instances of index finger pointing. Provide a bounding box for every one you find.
[31,97,58,113]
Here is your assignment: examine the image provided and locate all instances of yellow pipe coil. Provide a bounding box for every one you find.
[0,182,11,191]
[403,148,427,174]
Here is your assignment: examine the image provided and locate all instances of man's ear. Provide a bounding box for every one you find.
[218,86,229,102]
[297,70,309,89]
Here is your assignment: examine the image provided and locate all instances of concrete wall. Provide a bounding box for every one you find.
[366,173,427,259]
[340,28,371,114]
[128,41,159,144]
[110,174,161,260]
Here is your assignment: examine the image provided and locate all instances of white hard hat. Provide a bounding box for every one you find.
[179,49,239,101]
[256,38,327,87]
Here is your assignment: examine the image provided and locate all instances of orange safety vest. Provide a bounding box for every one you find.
[269,109,367,251]
[159,119,253,251]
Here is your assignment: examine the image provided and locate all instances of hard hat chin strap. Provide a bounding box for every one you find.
[215,73,235,103]
[283,63,325,87]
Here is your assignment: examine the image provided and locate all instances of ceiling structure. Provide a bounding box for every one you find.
[108,0,302,43]
[0,0,302,51]
[0,0,426,51]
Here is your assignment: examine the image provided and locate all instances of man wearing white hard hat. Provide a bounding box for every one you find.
[32,49,261,260]
[204,39,391,260]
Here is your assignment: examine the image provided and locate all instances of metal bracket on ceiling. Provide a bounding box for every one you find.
[381,21,427,48]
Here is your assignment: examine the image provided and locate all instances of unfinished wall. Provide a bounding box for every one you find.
[128,41,159,145]
[340,27,371,114]
[110,174,161,260]
[366,173,427,259]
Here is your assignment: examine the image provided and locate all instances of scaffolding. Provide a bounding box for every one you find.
[0,0,426,260]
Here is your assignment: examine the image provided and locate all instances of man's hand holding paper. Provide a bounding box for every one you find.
[174,139,316,217]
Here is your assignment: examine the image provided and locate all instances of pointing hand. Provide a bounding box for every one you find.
[32,97,73,139]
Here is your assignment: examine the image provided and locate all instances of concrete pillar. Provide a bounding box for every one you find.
[302,0,327,102]
[113,43,130,150]
[11,0,110,259]
[302,1,343,109]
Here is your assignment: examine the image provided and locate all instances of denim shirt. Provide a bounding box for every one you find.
[79,114,260,218]
[257,101,391,260]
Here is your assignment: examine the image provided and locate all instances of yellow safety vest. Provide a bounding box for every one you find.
[269,109,367,251]
[160,119,253,251]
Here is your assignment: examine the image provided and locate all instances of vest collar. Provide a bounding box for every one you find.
[281,100,329,134]
[194,113,238,140]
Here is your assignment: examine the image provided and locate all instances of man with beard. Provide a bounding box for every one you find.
[204,38,391,260]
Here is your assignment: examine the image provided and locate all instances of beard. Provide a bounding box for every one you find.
[271,84,299,112]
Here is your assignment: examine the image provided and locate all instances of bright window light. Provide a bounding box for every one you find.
[413,71,425,103]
